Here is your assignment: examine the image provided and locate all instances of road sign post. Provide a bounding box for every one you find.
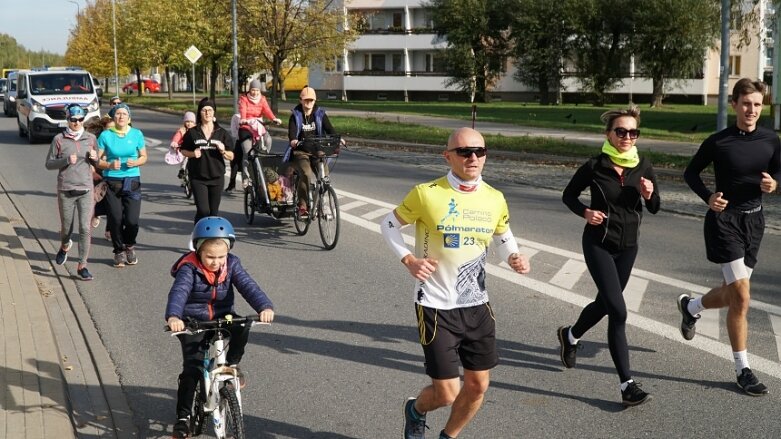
[184,45,203,106]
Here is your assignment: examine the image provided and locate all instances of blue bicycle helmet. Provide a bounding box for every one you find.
[192,216,235,250]
[65,103,86,119]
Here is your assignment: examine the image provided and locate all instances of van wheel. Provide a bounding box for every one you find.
[26,120,36,143]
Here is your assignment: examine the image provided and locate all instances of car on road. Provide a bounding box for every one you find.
[0,78,6,104]
[122,79,160,94]
[4,71,18,117]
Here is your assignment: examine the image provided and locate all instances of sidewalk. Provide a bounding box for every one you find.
[0,197,75,437]
[0,183,137,438]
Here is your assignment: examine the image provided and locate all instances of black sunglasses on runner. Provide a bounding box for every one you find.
[450,147,487,158]
[68,117,85,123]
[613,127,640,139]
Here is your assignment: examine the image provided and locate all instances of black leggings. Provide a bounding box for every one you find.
[571,233,638,383]
[190,177,224,224]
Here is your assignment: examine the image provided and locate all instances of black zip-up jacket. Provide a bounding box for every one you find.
[180,124,233,181]
[563,153,661,252]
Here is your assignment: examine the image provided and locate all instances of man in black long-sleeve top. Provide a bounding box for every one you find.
[679,78,781,396]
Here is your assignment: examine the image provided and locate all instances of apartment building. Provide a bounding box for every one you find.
[307,0,775,104]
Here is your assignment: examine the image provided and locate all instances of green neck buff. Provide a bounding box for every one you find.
[109,125,131,136]
[601,140,639,168]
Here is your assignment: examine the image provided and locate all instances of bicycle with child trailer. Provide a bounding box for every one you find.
[243,133,342,250]
[166,314,266,439]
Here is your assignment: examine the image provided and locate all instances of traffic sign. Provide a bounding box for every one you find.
[184,45,202,64]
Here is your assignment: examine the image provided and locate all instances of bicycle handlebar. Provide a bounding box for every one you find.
[165,314,266,334]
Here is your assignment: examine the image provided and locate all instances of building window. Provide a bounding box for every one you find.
[766,48,774,68]
[392,54,403,72]
[426,53,446,73]
[393,12,403,28]
[364,53,386,72]
[729,55,741,76]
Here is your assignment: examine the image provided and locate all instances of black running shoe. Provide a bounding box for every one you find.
[737,368,769,396]
[557,326,577,368]
[676,294,699,340]
[403,397,427,439]
[171,418,189,438]
[621,381,652,407]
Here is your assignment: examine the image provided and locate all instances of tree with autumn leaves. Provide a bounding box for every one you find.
[64,0,356,111]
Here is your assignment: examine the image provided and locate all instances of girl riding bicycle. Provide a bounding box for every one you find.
[166,111,196,183]
[165,216,274,439]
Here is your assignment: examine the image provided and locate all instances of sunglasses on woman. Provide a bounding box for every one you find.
[449,147,487,158]
[613,127,640,139]
[68,117,84,123]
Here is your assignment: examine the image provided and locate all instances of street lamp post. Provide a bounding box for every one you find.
[111,0,119,96]
[68,0,80,16]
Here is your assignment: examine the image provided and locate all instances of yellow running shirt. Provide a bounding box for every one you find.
[396,176,511,310]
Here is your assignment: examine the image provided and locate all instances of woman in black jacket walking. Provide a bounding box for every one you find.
[557,106,660,407]
[180,98,234,223]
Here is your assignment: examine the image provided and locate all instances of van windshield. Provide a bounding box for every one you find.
[31,73,93,95]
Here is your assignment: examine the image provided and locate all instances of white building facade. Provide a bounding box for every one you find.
[307,0,775,104]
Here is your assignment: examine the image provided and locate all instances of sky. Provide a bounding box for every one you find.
[5,1,81,55]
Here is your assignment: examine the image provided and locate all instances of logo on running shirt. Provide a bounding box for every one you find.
[444,233,460,248]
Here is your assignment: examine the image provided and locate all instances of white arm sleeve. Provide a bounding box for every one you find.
[381,211,412,261]
[492,227,520,263]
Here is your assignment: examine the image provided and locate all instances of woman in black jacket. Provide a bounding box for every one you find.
[180,98,234,223]
[557,106,660,407]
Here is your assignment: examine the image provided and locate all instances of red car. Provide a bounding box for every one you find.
[122,79,161,93]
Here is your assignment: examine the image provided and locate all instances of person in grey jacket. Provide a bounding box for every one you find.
[45,104,99,280]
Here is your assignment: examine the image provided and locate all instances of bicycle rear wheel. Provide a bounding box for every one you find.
[188,378,205,436]
[243,186,256,225]
[183,176,192,199]
[218,383,245,439]
[317,185,340,250]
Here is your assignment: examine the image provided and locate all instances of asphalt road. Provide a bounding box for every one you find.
[1,108,781,438]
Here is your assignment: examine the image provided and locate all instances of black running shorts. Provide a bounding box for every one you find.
[415,303,498,380]
[703,208,764,268]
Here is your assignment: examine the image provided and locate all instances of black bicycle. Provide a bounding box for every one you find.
[180,168,192,199]
[291,135,342,250]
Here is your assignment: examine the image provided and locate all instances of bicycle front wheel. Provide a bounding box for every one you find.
[318,185,340,250]
[189,378,205,436]
[218,384,245,439]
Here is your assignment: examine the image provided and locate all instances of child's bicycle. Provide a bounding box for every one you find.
[179,168,192,199]
[166,315,265,439]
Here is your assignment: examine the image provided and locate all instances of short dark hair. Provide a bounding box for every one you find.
[600,105,641,131]
[731,78,767,102]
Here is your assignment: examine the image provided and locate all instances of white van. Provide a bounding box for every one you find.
[16,67,100,143]
[3,71,18,117]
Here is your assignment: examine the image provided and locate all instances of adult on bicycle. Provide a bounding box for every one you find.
[180,98,234,224]
[165,216,275,439]
[287,86,344,217]
[228,79,281,192]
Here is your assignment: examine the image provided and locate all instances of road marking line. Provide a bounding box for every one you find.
[624,276,648,313]
[339,201,367,211]
[770,315,781,362]
[549,259,587,290]
[362,207,391,220]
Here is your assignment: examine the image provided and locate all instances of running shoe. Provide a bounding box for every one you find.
[91,216,101,228]
[676,294,699,340]
[403,397,427,439]
[737,368,769,396]
[557,326,577,368]
[171,418,189,439]
[55,239,73,265]
[77,267,94,281]
[621,381,651,407]
[297,205,309,218]
[125,246,138,265]
[113,252,127,268]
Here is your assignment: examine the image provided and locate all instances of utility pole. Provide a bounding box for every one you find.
[717,0,730,131]
[231,0,239,114]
